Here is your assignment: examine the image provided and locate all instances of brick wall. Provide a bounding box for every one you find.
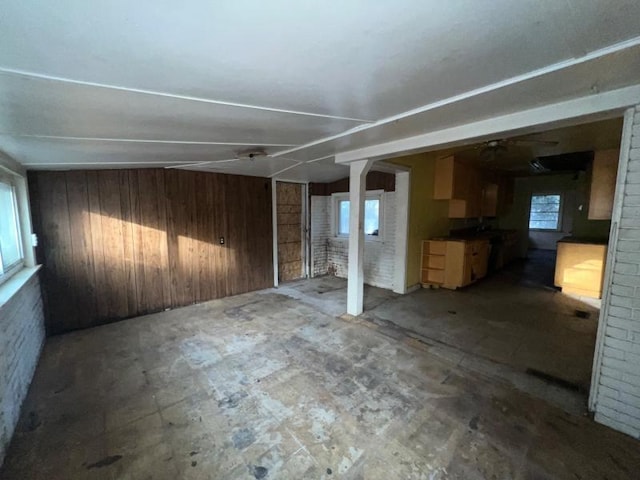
[311,196,330,277]
[310,192,397,290]
[0,273,45,465]
[593,106,640,439]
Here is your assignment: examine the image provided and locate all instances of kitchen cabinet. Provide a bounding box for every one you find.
[433,155,470,200]
[481,183,499,217]
[588,149,619,220]
[433,155,507,218]
[554,238,607,298]
[421,238,490,289]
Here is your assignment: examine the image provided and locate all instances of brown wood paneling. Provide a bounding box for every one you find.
[33,172,75,334]
[212,173,229,298]
[65,171,97,329]
[277,182,303,282]
[131,169,171,314]
[86,171,109,322]
[28,169,273,334]
[309,171,396,196]
[98,170,129,320]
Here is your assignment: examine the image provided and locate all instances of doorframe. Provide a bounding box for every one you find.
[272,179,310,287]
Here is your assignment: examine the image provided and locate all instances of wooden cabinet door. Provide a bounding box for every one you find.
[481,183,498,217]
[588,149,619,220]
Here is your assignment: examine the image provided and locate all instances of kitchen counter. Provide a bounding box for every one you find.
[557,236,609,245]
[433,229,518,242]
[555,238,608,298]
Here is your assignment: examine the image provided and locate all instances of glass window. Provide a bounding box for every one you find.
[529,194,561,230]
[336,195,381,236]
[0,181,23,273]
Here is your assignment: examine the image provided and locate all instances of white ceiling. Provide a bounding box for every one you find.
[1,0,639,182]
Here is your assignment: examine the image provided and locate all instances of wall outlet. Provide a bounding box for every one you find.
[219,237,225,245]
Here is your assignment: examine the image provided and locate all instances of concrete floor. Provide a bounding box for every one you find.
[3,275,639,479]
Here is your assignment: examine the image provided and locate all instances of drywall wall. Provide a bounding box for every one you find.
[0,272,45,466]
[390,153,450,288]
[499,172,611,256]
[28,169,273,334]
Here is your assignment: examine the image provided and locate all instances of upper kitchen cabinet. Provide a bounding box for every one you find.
[434,155,511,218]
[481,182,499,217]
[433,155,471,200]
[588,149,620,220]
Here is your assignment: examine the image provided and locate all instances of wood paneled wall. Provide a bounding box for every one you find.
[309,171,396,196]
[28,169,273,334]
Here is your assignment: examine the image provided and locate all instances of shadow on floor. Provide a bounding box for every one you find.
[504,248,558,290]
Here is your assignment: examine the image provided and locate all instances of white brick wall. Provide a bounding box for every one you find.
[310,192,397,290]
[593,106,640,439]
[310,196,330,277]
[0,273,45,465]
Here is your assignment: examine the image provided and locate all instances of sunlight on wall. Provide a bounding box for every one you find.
[84,211,168,266]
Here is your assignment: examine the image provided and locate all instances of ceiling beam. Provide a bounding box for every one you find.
[0,67,375,124]
[335,83,640,164]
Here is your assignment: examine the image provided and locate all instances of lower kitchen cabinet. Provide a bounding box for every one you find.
[421,238,490,289]
[554,239,607,298]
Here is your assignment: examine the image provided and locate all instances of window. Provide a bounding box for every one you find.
[334,192,382,238]
[0,179,24,280]
[529,194,561,230]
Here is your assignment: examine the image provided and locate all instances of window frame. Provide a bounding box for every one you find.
[0,174,26,286]
[528,192,563,232]
[331,190,384,242]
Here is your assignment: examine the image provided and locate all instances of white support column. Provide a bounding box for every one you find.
[393,171,411,294]
[347,159,374,316]
[271,178,279,287]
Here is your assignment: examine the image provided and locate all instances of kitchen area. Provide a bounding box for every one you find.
[420,130,620,303]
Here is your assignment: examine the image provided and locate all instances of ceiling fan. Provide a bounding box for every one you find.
[463,137,559,161]
[166,147,270,170]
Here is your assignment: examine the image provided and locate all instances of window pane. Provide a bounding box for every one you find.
[0,182,23,269]
[529,194,560,230]
[364,199,380,235]
[337,197,381,236]
[339,200,350,235]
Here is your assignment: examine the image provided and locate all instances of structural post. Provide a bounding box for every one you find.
[393,170,411,294]
[347,159,374,316]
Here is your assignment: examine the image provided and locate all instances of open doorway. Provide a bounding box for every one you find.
[386,116,624,411]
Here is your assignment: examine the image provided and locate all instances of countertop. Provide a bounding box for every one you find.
[557,236,609,245]
[432,229,518,242]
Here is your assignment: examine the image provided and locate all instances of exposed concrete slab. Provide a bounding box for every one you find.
[2,278,637,479]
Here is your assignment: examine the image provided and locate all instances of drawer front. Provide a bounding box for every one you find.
[427,269,445,284]
[428,241,447,255]
[428,255,446,269]
[465,240,487,255]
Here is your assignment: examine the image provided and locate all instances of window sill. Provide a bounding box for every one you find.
[333,235,384,243]
[0,265,42,309]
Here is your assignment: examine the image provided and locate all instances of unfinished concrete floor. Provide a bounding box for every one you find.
[2,277,639,479]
